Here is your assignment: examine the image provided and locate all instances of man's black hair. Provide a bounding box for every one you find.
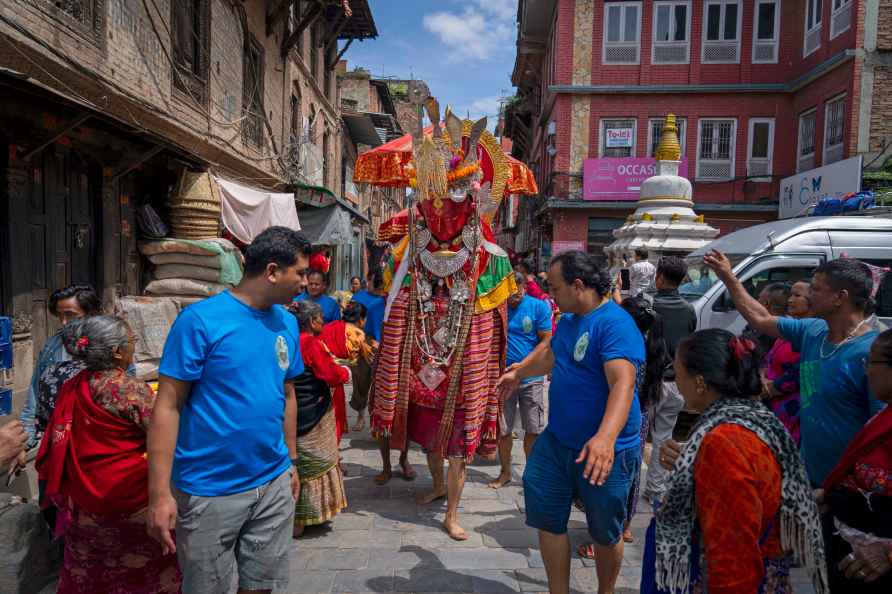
[49,284,102,317]
[549,250,611,296]
[635,247,649,260]
[308,270,328,284]
[371,270,385,290]
[656,256,688,288]
[814,258,874,312]
[243,226,311,277]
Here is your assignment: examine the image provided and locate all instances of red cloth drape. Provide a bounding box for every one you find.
[301,331,349,441]
[824,406,892,492]
[36,370,150,518]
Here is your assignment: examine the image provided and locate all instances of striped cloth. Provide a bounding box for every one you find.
[371,287,506,460]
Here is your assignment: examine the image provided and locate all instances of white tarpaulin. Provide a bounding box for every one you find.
[215,176,301,243]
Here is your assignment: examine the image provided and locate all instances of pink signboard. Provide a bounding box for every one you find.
[551,240,586,255]
[583,158,689,201]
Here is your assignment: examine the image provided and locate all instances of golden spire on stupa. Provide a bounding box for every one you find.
[655,114,682,162]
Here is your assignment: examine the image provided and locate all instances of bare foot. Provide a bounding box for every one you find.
[399,458,416,481]
[443,517,469,541]
[416,488,447,505]
[292,524,305,539]
[487,472,512,489]
[373,470,392,485]
[351,416,366,432]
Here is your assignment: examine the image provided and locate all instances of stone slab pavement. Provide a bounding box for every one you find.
[278,402,819,594]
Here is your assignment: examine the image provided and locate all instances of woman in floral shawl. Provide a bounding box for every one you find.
[35,316,181,594]
[643,329,826,594]
[819,328,892,591]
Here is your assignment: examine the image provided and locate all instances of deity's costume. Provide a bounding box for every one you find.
[358,85,536,460]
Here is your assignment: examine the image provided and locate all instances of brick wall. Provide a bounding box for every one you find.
[1,0,342,189]
[339,71,372,111]
[584,0,858,86]
[879,0,892,50]
[870,65,892,154]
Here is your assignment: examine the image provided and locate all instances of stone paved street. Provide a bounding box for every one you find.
[279,404,819,594]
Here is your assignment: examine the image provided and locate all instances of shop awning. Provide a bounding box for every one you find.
[215,176,301,244]
[297,205,354,246]
[292,182,370,225]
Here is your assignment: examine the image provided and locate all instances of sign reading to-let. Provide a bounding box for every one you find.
[605,128,634,148]
[778,156,863,219]
[582,158,690,201]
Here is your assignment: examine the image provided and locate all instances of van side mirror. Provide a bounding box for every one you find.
[712,290,735,312]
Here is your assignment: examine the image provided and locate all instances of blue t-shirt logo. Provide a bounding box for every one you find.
[276,335,289,370]
[522,316,533,333]
[573,331,590,362]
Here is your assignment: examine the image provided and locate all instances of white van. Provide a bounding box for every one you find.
[680,216,892,333]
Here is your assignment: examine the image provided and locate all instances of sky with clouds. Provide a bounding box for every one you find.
[341,0,518,129]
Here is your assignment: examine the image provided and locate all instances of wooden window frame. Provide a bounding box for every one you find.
[171,0,211,107]
[242,35,266,149]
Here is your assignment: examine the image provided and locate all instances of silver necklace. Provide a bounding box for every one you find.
[419,248,469,278]
[819,318,869,359]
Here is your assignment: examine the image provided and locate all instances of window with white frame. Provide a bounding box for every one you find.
[753,0,779,63]
[603,2,641,64]
[747,118,774,180]
[831,0,852,39]
[697,119,736,180]
[600,119,637,158]
[648,118,687,158]
[797,109,817,172]
[703,1,741,63]
[824,95,845,165]
[653,1,690,64]
[804,0,822,57]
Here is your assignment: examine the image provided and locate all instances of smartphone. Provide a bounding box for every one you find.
[620,268,631,291]
[671,411,700,443]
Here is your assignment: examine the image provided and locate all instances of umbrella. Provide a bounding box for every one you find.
[353,125,538,197]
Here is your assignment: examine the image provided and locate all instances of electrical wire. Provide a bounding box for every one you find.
[0,10,288,167]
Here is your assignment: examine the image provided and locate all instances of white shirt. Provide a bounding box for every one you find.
[629,260,656,296]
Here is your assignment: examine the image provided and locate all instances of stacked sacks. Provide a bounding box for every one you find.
[168,170,222,240]
[139,237,244,301]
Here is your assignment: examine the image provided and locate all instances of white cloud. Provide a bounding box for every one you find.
[422,1,516,62]
[468,96,503,118]
[472,0,517,21]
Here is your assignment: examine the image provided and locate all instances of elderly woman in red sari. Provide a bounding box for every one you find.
[819,328,892,591]
[320,301,374,439]
[35,315,181,594]
[291,300,350,538]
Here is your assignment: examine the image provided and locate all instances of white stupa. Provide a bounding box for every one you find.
[605,114,718,265]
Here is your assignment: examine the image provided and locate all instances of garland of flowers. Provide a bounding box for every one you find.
[407,161,479,189]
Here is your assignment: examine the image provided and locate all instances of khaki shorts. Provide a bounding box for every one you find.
[174,469,295,594]
[500,381,546,436]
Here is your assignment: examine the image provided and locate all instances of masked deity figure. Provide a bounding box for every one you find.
[369,92,516,464]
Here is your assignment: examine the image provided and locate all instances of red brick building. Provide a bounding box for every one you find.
[504,0,892,266]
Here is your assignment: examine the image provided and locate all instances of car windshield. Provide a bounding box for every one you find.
[679,253,749,302]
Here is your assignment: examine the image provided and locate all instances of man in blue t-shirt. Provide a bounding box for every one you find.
[351,270,386,343]
[348,270,387,436]
[704,252,883,487]
[293,270,341,323]
[489,272,553,490]
[146,227,310,594]
[498,251,644,594]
